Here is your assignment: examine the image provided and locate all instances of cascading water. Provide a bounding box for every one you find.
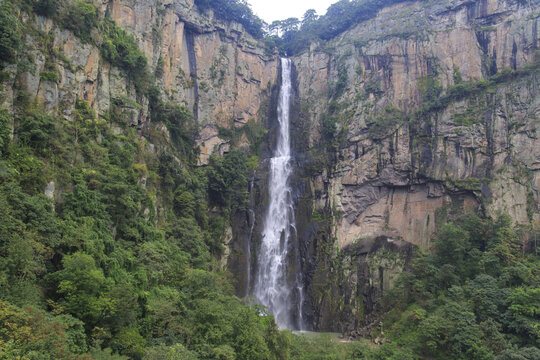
[253,58,304,330]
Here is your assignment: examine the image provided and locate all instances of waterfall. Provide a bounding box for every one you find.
[254,58,304,330]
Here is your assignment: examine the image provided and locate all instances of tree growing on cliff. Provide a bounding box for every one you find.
[0,1,21,64]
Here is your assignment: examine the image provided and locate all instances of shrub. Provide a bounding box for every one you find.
[101,19,149,93]
[0,109,11,155]
[40,70,59,83]
[62,0,98,43]
[194,0,264,39]
[52,252,115,327]
[207,149,248,210]
[0,1,22,64]
[149,89,195,160]
[17,109,57,154]
[112,328,146,359]
[34,0,59,17]
[0,300,86,359]
[367,105,406,139]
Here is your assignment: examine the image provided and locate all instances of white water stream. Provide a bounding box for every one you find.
[254,58,304,329]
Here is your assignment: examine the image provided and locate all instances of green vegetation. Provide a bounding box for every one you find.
[39,70,59,83]
[0,1,22,65]
[101,19,150,93]
[207,149,248,211]
[27,0,150,93]
[287,331,417,359]
[267,0,412,55]
[416,51,540,118]
[148,87,196,161]
[62,0,98,43]
[0,89,292,358]
[367,105,406,139]
[379,212,539,359]
[217,118,268,155]
[0,2,279,350]
[1,0,538,359]
[34,0,59,17]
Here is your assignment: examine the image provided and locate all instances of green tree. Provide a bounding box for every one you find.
[112,328,146,359]
[0,110,11,155]
[495,347,540,360]
[467,274,509,322]
[0,300,88,359]
[433,223,470,269]
[0,1,21,64]
[63,0,98,43]
[207,149,248,210]
[506,286,540,342]
[53,252,115,328]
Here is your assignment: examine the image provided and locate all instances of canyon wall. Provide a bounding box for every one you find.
[290,0,539,331]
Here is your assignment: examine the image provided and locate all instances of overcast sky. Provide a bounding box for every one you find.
[247,0,335,23]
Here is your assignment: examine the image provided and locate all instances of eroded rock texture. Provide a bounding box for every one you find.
[291,0,539,331]
[1,0,278,165]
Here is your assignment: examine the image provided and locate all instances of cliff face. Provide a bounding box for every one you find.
[290,0,539,331]
[1,0,278,165]
[294,0,539,247]
[107,0,279,162]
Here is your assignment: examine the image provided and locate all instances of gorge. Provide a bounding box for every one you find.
[0,0,538,358]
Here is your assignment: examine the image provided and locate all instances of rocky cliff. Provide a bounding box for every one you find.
[0,0,278,165]
[289,0,539,331]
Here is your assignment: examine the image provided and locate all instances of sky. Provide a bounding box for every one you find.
[247,0,335,24]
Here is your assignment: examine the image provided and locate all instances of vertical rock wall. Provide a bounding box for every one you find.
[290,0,539,331]
[0,0,279,165]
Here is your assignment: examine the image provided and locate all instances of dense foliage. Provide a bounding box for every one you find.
[0,1,22,64]
[378,213,539,359]
[101,19,150,94]
[0,1,285,358]
[266,0,412,55]
[0,91,293,358]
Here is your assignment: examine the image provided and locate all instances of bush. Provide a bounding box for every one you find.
[496,347,540,360]
[101,19,149,92]
[112,328,146,359]
[367,106,405,139]
[40,71,59,83]
[0,300,86,359]
[0,109,11,155]
[149,89,195,160]
[194,0,264,39]
[207,149,248,210]
[144,344,200,360]
[277,0,412,55]
[17,109,57,154]
[52,252,115,327]
[62,0,98,43]
[34,0,59,17]
[0,1,22,64]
